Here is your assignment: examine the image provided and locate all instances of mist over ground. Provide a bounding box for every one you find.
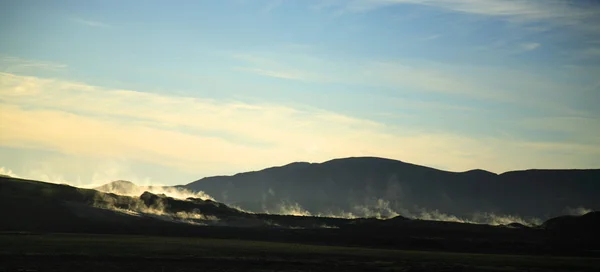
[2,156,598,228]
[87,179,548,226]
[182,157,600,225]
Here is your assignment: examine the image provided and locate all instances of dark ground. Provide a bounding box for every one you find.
[1,233,600,272]
[2,176,600,271]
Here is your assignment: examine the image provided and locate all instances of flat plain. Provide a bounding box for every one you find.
[1,233,599,272]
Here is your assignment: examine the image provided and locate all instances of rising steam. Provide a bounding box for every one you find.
[0,167,20,178]
[89,190,219,225]
[564,206,593,216]
[259,197,543,226]
[270,201,312,217]
[94,180,214,201]
[3,167,588,228]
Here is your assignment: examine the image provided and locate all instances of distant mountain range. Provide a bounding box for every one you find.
[182,157,600,221]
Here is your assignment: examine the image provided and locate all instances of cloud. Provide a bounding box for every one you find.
[0,56,67,73]
[580,47,600,58]
[230,51,590,115]
[315,1,597,62]
[231,53,329,82]
[71,18,110,28]
[517,116,600,143]
[474,41,542,55]
[333,0,600,31]
[234,67,305,80]
[423,34,441,41]
[363,61,489,96]
[263,0,284,13]
[1,72,599,177]
[520,42,541,51]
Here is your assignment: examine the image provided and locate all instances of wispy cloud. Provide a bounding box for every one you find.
[312,1,597,61]
[0,56,67,73]
[231,53,332,82]
[332,0,600,30]
[580,47,600,58]
[1,72,598,175]
[71,18,110,28]
[520,42,541,51]
[230,51,586,115]
[234,67,305,80]
[423,34,441,41]
[517,116,600,144]
[263,0,284,13]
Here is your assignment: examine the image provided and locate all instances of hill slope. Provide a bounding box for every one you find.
[184,157,600,220]
[3,175,600,255]
[0,176,391,230]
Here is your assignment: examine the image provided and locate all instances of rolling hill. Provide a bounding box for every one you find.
[183,157,600,221]
[2,175,600,255]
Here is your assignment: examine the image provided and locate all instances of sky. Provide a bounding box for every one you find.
[1,0,599,187]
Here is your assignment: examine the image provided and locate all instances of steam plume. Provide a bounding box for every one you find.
[95,180,214,201]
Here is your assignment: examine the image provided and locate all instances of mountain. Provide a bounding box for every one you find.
[183,157,600,220]
[3,175,600,255]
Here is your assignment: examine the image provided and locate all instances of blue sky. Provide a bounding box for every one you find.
[1,0,599,186]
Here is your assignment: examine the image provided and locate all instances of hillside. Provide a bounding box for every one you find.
[0,176,386,230]
[2,175,600,255]
[184,157,600,220]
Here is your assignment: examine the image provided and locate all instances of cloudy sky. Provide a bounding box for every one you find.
[1,0,599,186]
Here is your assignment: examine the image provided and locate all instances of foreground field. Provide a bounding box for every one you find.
[1,233,599,272]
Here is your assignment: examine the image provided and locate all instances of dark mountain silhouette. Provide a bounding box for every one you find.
[2,175,600,255]
[183,157,600,220]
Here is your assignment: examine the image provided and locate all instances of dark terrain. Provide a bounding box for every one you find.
[3,233,600,272]
[2,175,600,252]
[1,166,600,271]
[183,157,600,220]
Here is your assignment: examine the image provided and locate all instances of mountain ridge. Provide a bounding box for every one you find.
[191,157,600,182]
[183,156,600,220]
[4,175,600,256]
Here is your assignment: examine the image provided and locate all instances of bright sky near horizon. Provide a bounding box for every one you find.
[1,0,599,187]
